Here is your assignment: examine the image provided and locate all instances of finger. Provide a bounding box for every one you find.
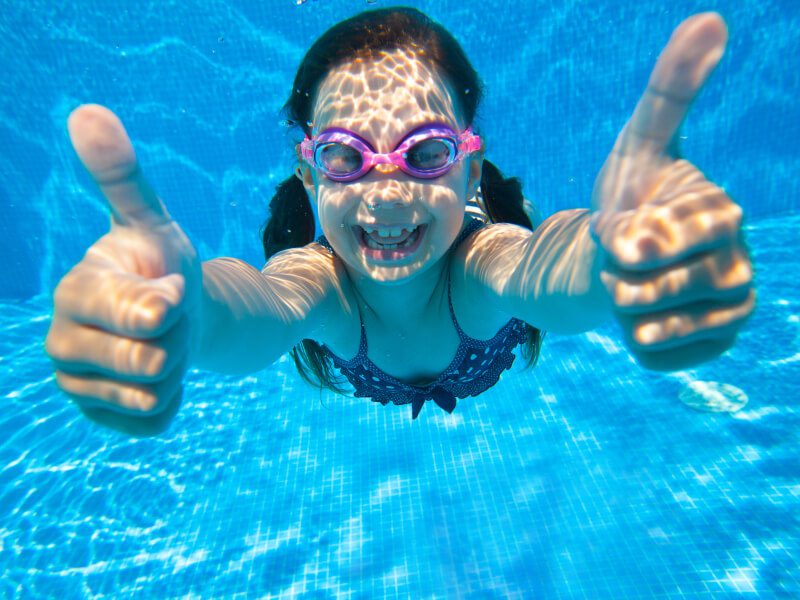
[630,336,737,372]
[68,104,171,228]
[53,267,185,337]
[54,352,188,416]
[597,182,743,270]
[617,13,728,157]
[617,287,755,352]
[46,314,191,383]
[602,244,752,314]
[78,388,183,438]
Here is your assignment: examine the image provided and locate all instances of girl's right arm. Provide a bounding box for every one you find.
[196,247,341,376]
[45,105,334,436]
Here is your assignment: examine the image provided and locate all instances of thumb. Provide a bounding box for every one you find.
[68,104,171,229]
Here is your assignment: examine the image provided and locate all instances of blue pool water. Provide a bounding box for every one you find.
[1,0,798,597]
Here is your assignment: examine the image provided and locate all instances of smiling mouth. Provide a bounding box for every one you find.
[352,224,427,258]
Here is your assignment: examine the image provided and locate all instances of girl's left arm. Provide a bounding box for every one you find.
[459,209,613,334]
[464,13,756,371]
[458,211,613,336]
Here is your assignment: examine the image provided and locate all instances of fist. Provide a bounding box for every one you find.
[591,14,755,370]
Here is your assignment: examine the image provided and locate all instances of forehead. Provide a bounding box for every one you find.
[311,47,463,145]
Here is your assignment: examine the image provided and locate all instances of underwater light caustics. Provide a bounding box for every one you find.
[679,381,748,413]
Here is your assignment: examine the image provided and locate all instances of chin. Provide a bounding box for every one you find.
[355,252,439,285]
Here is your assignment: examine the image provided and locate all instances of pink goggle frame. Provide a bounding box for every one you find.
[300,123,482,182]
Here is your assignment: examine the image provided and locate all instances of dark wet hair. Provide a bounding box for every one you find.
[260,7,544,393]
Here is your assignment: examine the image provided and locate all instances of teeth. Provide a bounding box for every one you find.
[362,225,418,237]
[361,225,423,251]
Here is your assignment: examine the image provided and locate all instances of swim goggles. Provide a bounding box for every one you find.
[300,123,482,183]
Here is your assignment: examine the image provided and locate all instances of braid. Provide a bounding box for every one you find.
[260,175,315,261]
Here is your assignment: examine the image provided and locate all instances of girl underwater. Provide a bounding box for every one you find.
[45,8,755,435]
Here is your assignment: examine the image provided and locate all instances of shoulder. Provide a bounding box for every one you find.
[452,220,533,277]
[449,221,532,338]
[261,243,357,345]
[262,241,340,277]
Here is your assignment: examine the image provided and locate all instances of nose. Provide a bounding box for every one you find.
[365,189,415,211]
[374,163,400,174]
[366,196,412,211]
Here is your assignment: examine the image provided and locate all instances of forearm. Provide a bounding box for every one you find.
[466,209,613,335]
[528,208,613,334]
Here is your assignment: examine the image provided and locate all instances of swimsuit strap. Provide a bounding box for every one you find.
[447,218,485,342]
[316,234,334,252]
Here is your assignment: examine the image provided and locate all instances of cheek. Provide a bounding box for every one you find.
[315,186,357,233]
[448,160,472,193]
[431,168,470,211]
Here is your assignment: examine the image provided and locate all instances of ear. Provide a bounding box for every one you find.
[294,144,316,199]
[467,145,484,198]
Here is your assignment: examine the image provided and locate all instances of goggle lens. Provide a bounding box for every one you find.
[404,138,457,173]
[318,137,457,177]
[317,143,363,177]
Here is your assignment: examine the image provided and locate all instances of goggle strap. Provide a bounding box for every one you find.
[300,138,314,163]
[459,128,482,154]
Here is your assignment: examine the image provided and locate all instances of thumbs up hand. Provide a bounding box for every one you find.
[590,14,755,371]
[45,105,202,435]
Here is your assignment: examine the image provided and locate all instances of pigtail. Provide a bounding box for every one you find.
[480,159,539,229]
[261,175,315,261]
[479,159,546,368]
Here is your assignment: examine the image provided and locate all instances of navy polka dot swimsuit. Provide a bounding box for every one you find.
[316,218,528,420]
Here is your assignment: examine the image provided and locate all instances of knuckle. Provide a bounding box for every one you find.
[727,200,743,229]
[106,384,159,414]
[45,330,68,362]
[132,295,173,333]
[632,321,661,348]
[127,389,160,413]
[710,248,752,292]
[52,276,75,308]
[141,347,169,379]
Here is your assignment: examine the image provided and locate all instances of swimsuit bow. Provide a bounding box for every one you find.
[410,386,457,420]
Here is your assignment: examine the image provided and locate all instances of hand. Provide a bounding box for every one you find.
[45,105,202,435]
[591,13,755,371]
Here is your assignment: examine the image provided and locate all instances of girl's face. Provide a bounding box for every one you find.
[298,47,483,285]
